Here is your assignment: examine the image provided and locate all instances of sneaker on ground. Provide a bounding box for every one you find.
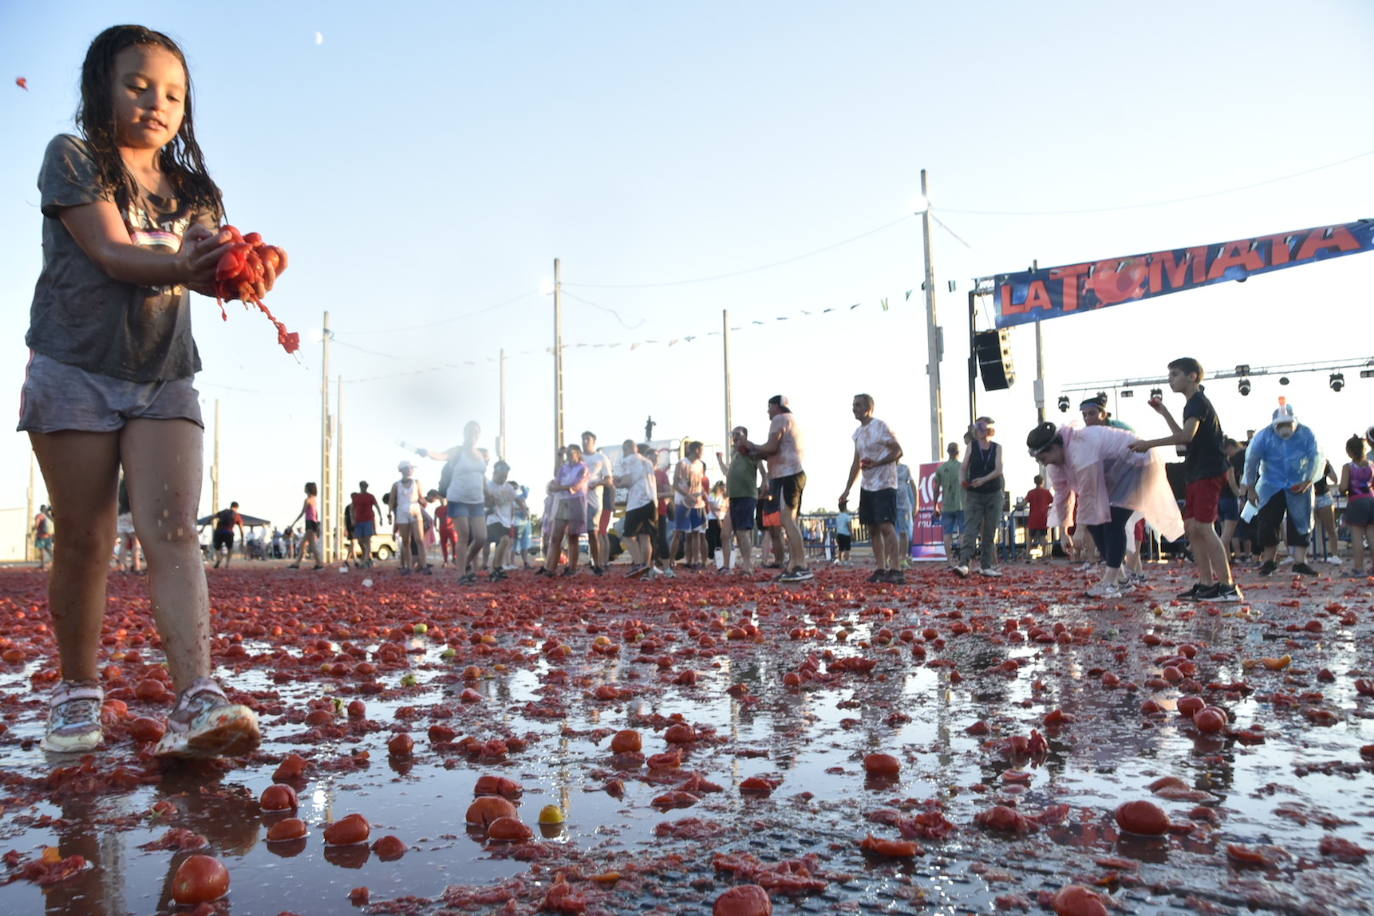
[952,564,970,578]
[1324,556,1343,565]
[1175,583,1207,601]
[662,567,677,578]
[1201,582,1244,603]
[41,680,105,753]
[780,568,814,583]
[626,565,649,579]
[154,677,260,759]
[1292,562,1318,576]
[1086,584,1122,599]
[867,570,886,583]
[887,570,907,585]
[977,567,1003,577]
[1257,560,1278,576]
[1279,555,1294,565]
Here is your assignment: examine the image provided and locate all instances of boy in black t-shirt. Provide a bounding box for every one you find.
[1131,357,1242,602]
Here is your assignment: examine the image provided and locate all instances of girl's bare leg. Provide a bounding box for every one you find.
[121,419,212,691]
[30,431,121,683]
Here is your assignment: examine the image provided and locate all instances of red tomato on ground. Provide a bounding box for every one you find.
[171,854,230,904]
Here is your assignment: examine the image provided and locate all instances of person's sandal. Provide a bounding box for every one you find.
[154,677,260,759]
[41,680,104,753]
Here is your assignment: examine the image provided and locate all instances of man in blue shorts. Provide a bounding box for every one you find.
[931,442,964,565]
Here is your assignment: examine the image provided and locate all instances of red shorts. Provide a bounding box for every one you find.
[1183,475,1225,523]
[597,507,612,536]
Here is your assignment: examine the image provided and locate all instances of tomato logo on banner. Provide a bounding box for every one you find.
[913,461,946,561]
[994,220,1374,328]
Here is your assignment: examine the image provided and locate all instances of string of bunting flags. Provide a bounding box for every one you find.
[341,286,931,384]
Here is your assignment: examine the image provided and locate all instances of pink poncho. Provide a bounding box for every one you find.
[1045,425,1184,540]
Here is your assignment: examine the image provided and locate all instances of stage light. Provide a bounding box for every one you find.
[1238,377,1251,396]
[1057,395,1070,413]
[1095,391,1108,404]
[1235,364,1251,376]
[1120,389,1134,398]
[1330,372,1345,392]
[1149,387,1163,400]
[1279,376,1290,385]
[1359,369,1374,379]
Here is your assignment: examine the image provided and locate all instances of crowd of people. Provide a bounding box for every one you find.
[185,362,1374,599]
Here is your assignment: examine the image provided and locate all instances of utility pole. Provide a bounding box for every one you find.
[498,348,507,460]
[321,310,333,562]
[25,453,35,563]
[722,310,733,454]
[552,258,564,470]
[1033,261,1045,423]
[335,375,344,564]
[920,169,944,460]
[211,399,221,516]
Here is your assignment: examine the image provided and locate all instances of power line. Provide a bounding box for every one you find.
[334,289,540,335]
[560,289,646,330]
[939,148,1374,217]
[562,215,916,289]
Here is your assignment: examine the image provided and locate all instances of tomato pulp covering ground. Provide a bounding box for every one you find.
[0,563,1371,914]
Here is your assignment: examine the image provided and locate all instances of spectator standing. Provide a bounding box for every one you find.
[1130,358,1242,602]
[1312,459,1341,562]
[648,446,675,575]
[430,490,457,567]
[543,444,589,576]
[34,504,53,571]
[833,502,853,564]
[617,439,659,577]
[426,421,489,583]
[388,462,426,574]
[839,393,904,583]
[671,441,709,569]
[894,462,915,569]
[580,431,615,575]
[931,442,964,566]
[1024,476,1052,560]
[350,482,381,569]
[953,418,1005,577]
[706,481,727,567]
[1243,404,1322,576]
[743,395,811,582]
[1339,434,1373,577]
[716,427,764,574]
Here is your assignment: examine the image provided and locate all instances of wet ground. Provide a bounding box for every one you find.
[0,559,1371,915]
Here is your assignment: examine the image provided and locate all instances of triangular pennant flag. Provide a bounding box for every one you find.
[753,320,764,325]
[881,298,889,312]
[684,335,695,342]
[849,303,861,310]
[668,339,679,346]
[822,307,834,313]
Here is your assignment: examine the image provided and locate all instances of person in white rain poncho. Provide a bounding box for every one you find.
[1026,421,1184,598]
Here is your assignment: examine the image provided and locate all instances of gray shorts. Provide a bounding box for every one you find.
[18,352,203,434]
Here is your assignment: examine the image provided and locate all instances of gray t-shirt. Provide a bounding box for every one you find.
[27,134,213,382]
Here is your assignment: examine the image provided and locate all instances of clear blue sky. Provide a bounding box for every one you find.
[2,1,1372,528]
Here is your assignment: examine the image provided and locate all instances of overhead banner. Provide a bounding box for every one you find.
[994,219,1374,328]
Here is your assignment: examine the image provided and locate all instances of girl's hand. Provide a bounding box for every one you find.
[178,229,231,292]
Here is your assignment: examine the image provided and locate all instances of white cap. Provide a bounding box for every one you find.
[397,460,414,473]
[1271,404,1297,428]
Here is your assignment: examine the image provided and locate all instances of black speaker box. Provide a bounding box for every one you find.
[975,329,1015,391]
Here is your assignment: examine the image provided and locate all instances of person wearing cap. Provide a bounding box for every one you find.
[388,461,427,574]
[350,481,381,568]
[741,395,811,582]
[1027,421,1183,597]
[1243,404,1323,576]
[952,417,1005,578]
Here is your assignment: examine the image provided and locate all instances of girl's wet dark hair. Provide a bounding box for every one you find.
[1026,421,1061,454]
[305,482,318,496]
[77,25,224,219]
[1348,435,1367,459]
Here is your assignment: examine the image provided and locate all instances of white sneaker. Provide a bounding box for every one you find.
[154,678,260,759]
[951,564,970,578]
[1086,583,1122,598]
[1324,556,1343,565]
[41,680,104,753]
[978,567,1003,577]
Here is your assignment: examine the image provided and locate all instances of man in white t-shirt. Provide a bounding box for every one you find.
[742,395,810,582]
[671,440,708,569]
[839,393,904,584]
[581,431,615,574]
[615,438,659,577]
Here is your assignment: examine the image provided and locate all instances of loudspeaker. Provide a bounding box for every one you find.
[975,329,1015,391]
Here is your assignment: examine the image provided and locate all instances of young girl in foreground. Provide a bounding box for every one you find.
[20,25,281,757]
